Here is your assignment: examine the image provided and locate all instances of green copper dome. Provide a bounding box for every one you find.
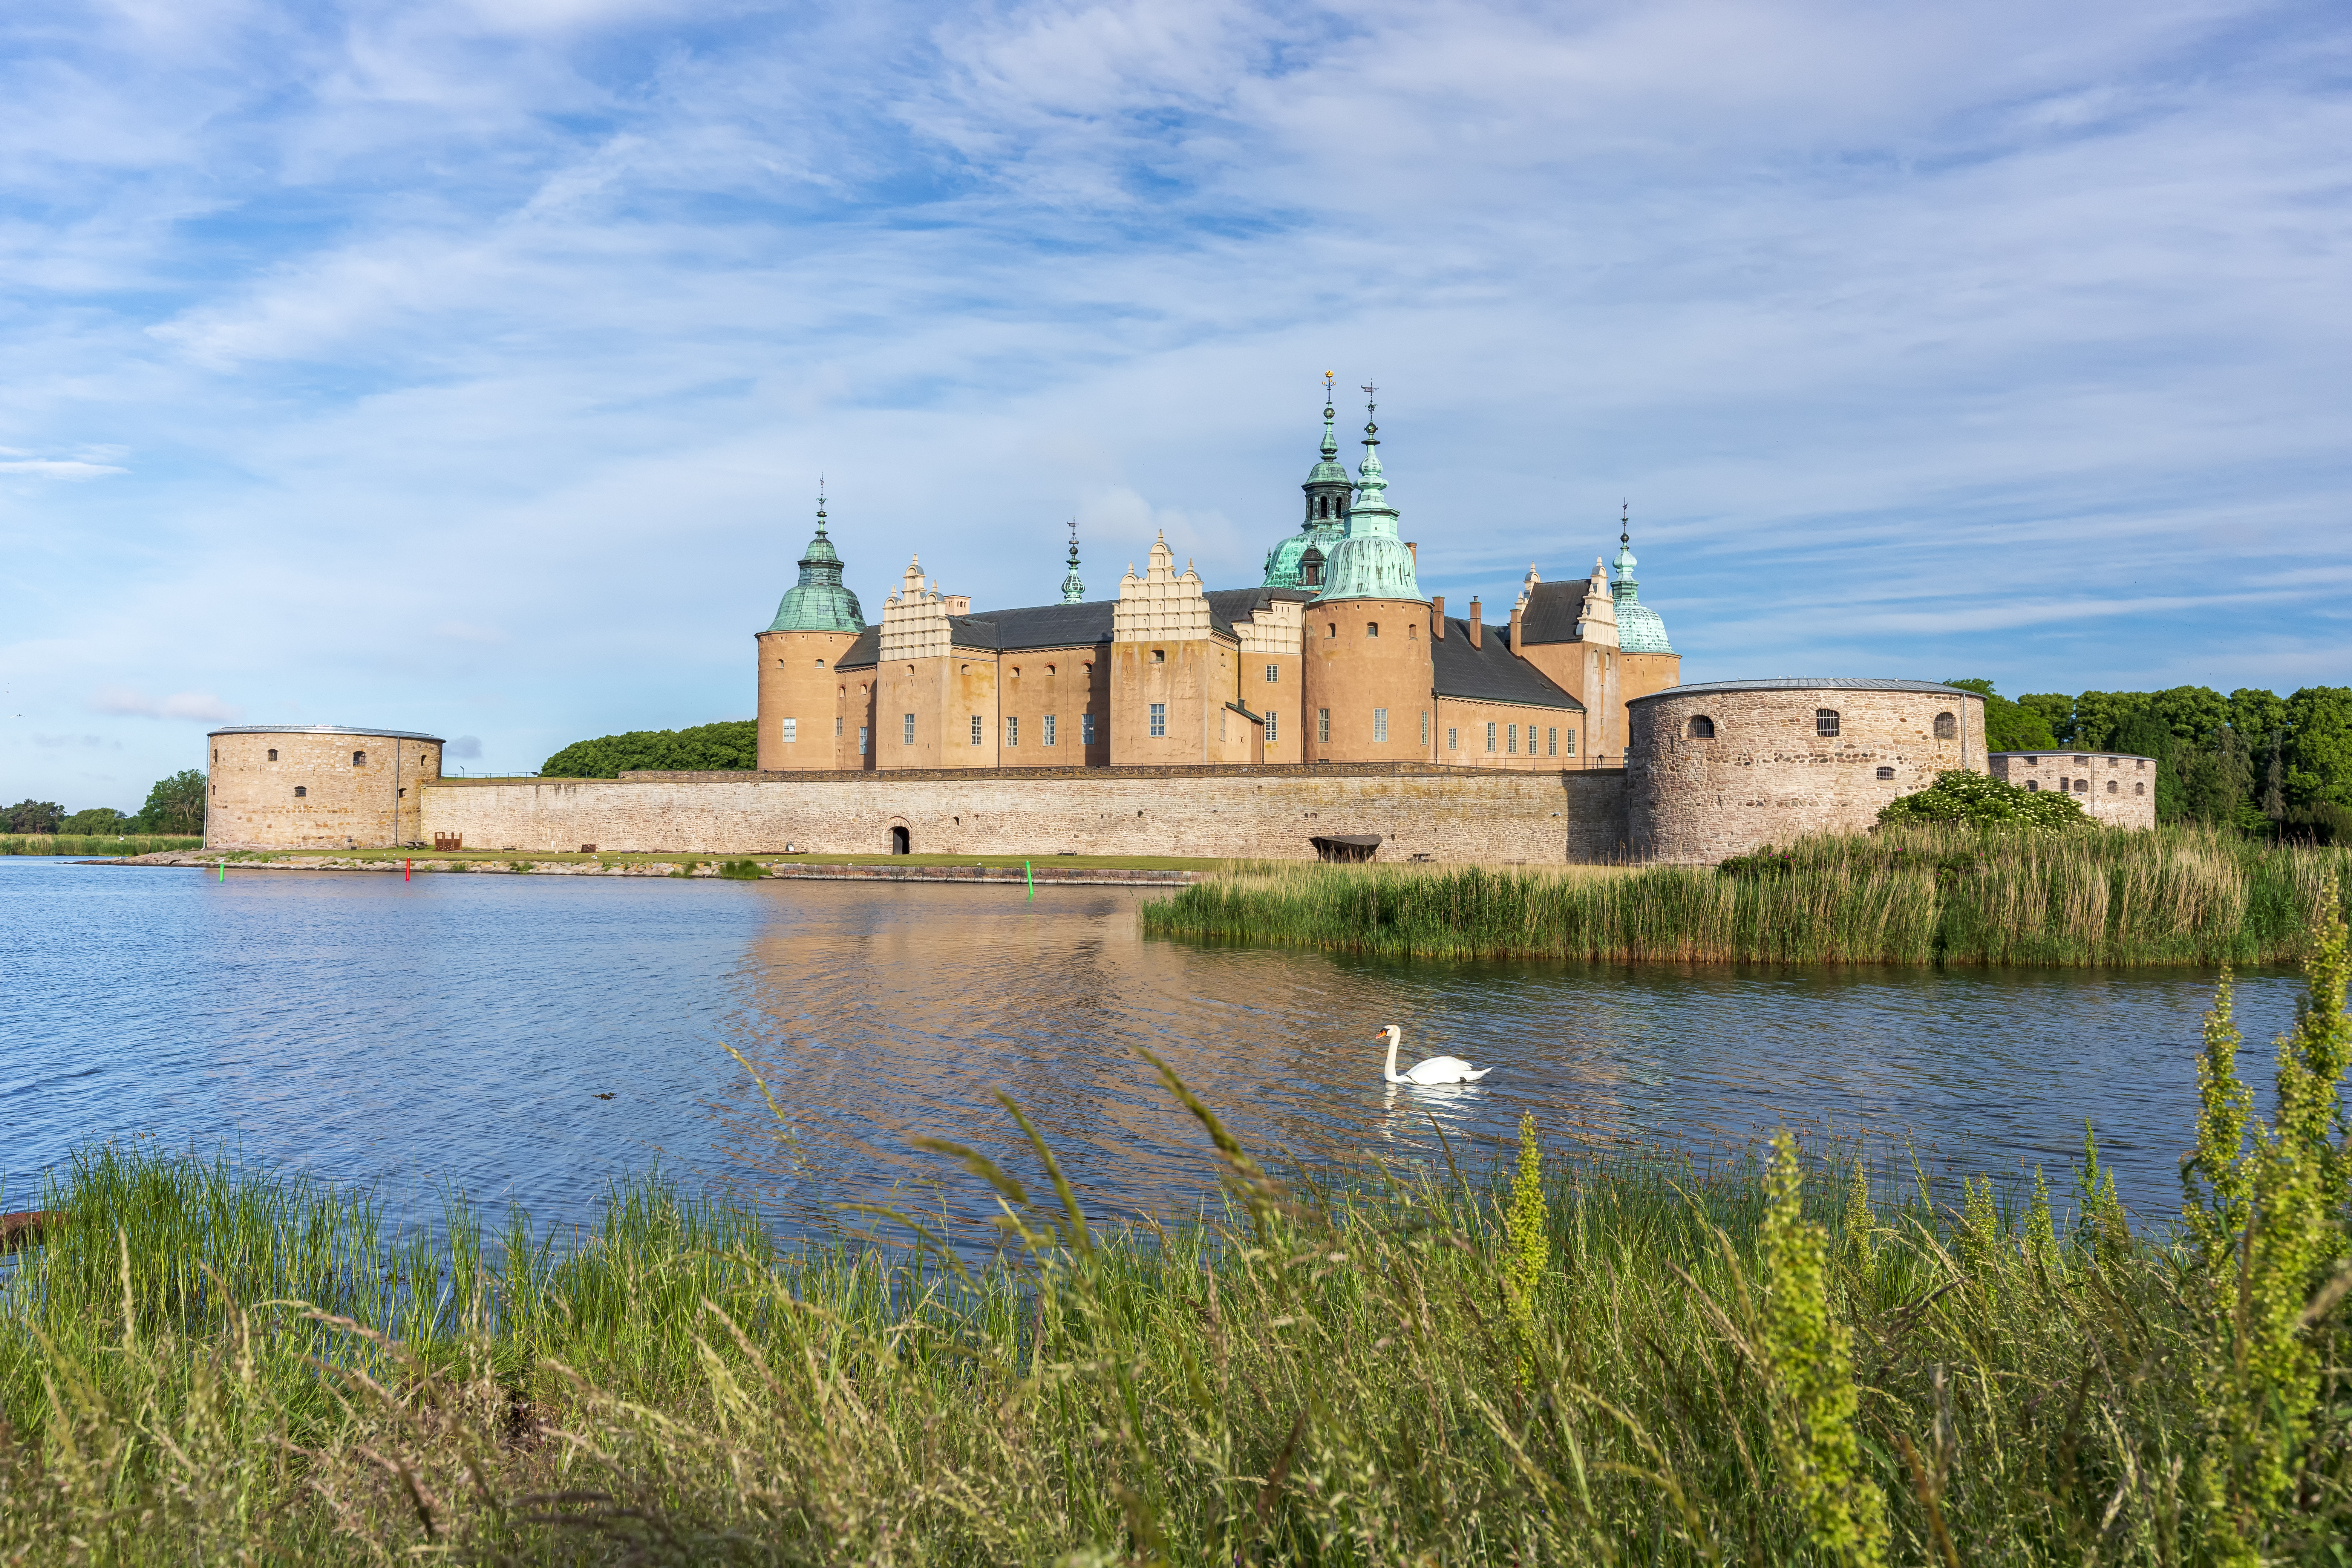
[1314,397,1423,603]
[765,491,865,633]
[1611,532,1672,654]
[1060,525,1087,604]
[1264,380,1355,587]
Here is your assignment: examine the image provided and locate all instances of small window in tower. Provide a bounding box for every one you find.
[267,749,278,761]
[1422,711,1429,745]
[1265,711,1278,744]
[1688,716,1715,739]
[1318,708,1330,743]
[971,715,983,746]
[2027,779,2040,792]
[1266,664,1278,683]
[859,725,869,752]
[2106,779,2117,793]
[2073,754,2089,765]
[1408,623,1416,639]
[294,786,307,798]
[1374,708,1388,742]
[1548,727,1557,756]
[352,750,366,766]
[1815,709,1840,737]
[2135,780,2145,795]
[1046,664,1055,675]
[1010,667,1020,678]
[1876,766,1896,780]
[1083,714,1096,746]
[1508,724,1518,753]
[2074,778,2089,794]
[1044,714,1057,746]
[1486,723,1497,752]
[1367,622,1379,638]
[903,713,916,745]
[816,659,826,670]
[1150,703,1167,738]
[1327,623,1337,638]
[1448,727,1458,751]
[1934,711,1957,740]
[781,718,797,743]
[1005,716,1018,746]
[1153,649,1166,663]
[835,717,843,737]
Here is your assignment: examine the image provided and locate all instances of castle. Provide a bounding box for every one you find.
[205,383,2168,863]
[752,385,1679,776]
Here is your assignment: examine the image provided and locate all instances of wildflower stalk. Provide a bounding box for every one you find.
[1502,1113,1548,1383]
[1759,1133,1888,1567]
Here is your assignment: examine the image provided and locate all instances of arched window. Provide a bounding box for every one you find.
[294,786,307,798]
[1327,623,1337,638]
[352,750,366,766]
[1407,623,1417,639]
[815,658,825,669]
[2136,781,2145,795]
[1687,716,1715,739]
[1815,709,1840,737]
[1934,711,1957,739]
[2074,778,2089,794]
[2026,779,2040,792]
[266,749,278,761]
[2106,779,2118,793]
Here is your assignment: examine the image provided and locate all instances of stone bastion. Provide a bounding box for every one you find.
[1626,679,1987,863]
[1988,749,2158,828]
[205,725,444,850]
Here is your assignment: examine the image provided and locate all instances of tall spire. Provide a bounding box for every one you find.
[1320,370,1338,461]
[1610,500,1674,653]
[1263,371,1355,586]
[1060,518,1086,603]
[763,476,864,631]
[1314,379,1422,602]
[1352,381,1386,506]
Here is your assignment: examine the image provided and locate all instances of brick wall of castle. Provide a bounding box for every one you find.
[419,764,1631,863]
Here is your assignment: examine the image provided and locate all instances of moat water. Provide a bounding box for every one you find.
[1,856,2312,1236]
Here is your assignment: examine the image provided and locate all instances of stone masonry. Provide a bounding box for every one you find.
[1988,750,2158,828]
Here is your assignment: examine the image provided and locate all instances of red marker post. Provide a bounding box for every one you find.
[405,858,412,881]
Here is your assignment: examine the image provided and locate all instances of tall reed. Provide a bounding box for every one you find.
[1143,823,2352,965]
[0,835,205,856]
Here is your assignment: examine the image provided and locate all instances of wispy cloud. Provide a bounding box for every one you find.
[88,687,242,722]
[1,0,2347,800]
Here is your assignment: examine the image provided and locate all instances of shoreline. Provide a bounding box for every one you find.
[100,848,1205,886]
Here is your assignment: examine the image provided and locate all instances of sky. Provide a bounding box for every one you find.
[1,0,2346,808]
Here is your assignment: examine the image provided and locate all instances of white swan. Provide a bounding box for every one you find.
[1380,1024,1490,1085]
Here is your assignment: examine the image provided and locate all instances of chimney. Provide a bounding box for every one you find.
[1406,541,1418,568]
[1431,594,1445,639]
[1509,602,1524,655]
[1468,598,1482,649]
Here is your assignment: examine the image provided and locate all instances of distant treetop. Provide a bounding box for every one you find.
[540,721,758,779]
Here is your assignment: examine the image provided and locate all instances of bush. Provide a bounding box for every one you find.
[2280,801,2352,846]
[540,720,758,778]
[1876,769,2088,830]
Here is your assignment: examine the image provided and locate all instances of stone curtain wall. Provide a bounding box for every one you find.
[1988,751,2159,828]
[420,764,1631,863]
[1627,686,1987,862]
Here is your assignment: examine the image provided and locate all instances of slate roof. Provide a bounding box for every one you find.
[1629,678,1974,702]
[835,590,1321,668]
[831,625,882,670]
[1514,578,1597,645]
[209,723,447,742]
[1204,586,1317,634]
[1430,620,1583,710]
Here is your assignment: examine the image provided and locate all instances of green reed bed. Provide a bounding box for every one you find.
[1142,823,2352,965]
[0,835,205,856]
[3,905,2346,1563]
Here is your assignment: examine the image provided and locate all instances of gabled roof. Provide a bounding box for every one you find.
[830,625,883,671]
[1430,620,1583,710]
[1515,578,1596,645]
[964,600,1117,651]
[1204,586,1317,635]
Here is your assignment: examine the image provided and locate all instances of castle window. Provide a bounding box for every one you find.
[397,788,405,798]
[1005,716,1018,746]
[1486,723,1497,753]
[1508,724,1518,754]
[1934,711,1957,739]
[267,749,277,761]
[816,659,826,669]
[1564,730,1576,754]
[1265,711,1277,744]
[859,725,868,752]
[1266,664,1278,683]
[2027,779,2040,791]
[1548,727,1557,756]
[1044,714,1057,746]
[1153,649,1166,663]
[2106,779,2117,793]
[1687,716,1715,739]
[1318,709,1330,743]
[2023,755,2038,765]
[1447,727,1458,751]
[2074,778,2089,794]
[1408,623,1417,639]
[1367,622,1379,638]
[903,714,915,745]
[1220,711,1227,741]
[835,717,843,737]
[1083,714,1096,746]
[1327,623,1337,638]
[294,786,307,798]
[1422,711,1429,746]
[1374,708,1389,742]
[971,715,983,746]
[352,750,366,766]
[2135,780,2145,795]
[1046,665,1055,675]
[2073,755,2089,765]
[1876,767,1896,780]
[1010,667,1020,678]
[2136,758,2145,770]
[781,718,797,743]
[1815,709,1840,737]
[1150,703,1167,738]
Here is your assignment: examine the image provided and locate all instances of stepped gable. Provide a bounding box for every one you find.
[1430,619,1584,710]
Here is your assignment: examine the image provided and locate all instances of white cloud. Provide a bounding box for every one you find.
[88,687,243,721]
[447,734,484,758]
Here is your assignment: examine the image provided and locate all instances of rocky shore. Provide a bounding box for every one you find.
[102,850,1202,887]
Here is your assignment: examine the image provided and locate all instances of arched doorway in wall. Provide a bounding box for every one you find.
[890,825,911,855]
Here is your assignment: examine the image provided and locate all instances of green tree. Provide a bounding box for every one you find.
[1877,769,2087,829]
[2018,692,2076,743]
[2178,725,2254,826]
[3,799,65,834]
[540,720,759,779]
[2282,686,2352,808]
[135,770,208,835]
[1941,679,2056,752]
[60,807,132,835]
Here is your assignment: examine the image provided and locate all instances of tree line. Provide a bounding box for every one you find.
[1950,679,2352,839]
[3,769,207,837]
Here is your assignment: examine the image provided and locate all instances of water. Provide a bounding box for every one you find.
[0,856,2313,1237]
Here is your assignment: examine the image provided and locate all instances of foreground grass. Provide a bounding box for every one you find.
[1145,822,2352,965]
[1,835,203,856]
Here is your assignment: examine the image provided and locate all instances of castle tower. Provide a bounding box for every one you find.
[1262,374,1355,587]
[1302,387,1434,762]
[1609,507,1681,733]
[756,484,870,770]
[1060,521,1087,604]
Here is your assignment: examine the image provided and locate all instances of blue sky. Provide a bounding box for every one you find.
[2,0,2346,807]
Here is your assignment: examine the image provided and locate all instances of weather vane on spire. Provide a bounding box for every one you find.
[1360,380,1379,438]
[1323,371,1335,409]
[816,475,828,528]
[1621,499,1629,545]
[1060,517,1086,603]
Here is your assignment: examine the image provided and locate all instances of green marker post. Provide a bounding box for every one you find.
[1025,859,1034,900]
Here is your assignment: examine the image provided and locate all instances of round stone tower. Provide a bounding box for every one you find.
[206,724,443,849]
[1303,390,1434,761]
[756,485,867,771]
[1263,374,1355,588]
